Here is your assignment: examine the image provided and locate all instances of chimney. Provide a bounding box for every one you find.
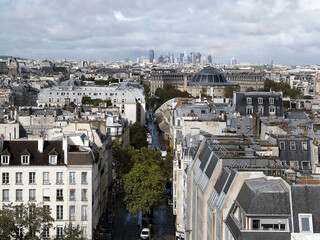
[84,136,89,147]
[38,134,45,153]
[190,127,200,137]
[62,135,68,165]
[183,75,188,91]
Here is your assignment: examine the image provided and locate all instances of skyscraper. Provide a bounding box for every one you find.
[208,55,212,64]
[149,49,154,63]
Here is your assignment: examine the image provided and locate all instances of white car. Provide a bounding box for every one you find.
[140,228,150,239]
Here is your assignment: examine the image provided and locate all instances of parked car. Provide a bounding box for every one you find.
[140,228,150,239]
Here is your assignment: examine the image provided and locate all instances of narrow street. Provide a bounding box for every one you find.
[147,110,175,240]
[100,111,175,240]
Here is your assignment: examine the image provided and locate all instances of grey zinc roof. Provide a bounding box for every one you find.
[235,178,290,216]
[214,168,230,194]
[188,66,238,87]
[291,185,320,233]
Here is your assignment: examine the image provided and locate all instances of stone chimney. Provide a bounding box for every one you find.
[183,75,188,91]
[38,134,45,153]
[62,135,68,165]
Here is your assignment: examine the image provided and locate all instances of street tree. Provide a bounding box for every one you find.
[130,122,148,149]
[224,86,236,98]
[0,203,54,240]
[55,223,84,240]
[123,148,167,215]
[112,138,135,176]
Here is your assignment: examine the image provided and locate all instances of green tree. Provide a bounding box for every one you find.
[0,203,54,240]
[130,122,147,149]
[224,86,236,98]
[112,138,135,176]
[123,148,167,215]
[246,87,255,92]
[56,223,84,240]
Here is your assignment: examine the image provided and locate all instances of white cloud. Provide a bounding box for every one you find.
[0,0,319,64]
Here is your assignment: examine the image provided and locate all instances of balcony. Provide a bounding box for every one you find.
[56,196,64,201]
[43,196,50,201]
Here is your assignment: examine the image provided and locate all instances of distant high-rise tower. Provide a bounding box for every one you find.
[191,53,196,65]
[149,49,154,63]
[230,57,237,65]
[208,55,212,64]
[196,52,201,63]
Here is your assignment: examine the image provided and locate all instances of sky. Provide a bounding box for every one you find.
[0,0,320,65]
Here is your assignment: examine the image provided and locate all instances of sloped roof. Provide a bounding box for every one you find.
[1,140,65,166]
[236,178,290,216]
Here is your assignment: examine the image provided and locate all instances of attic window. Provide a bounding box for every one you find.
[258,97,263,104]
[21,155,30,165]
[49,155,57,165]
[299,214,313,233]
[246,97,252,104]
[1,155,9,165]
[269,98,274,104]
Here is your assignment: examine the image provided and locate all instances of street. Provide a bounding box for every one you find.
[103,111,175,240]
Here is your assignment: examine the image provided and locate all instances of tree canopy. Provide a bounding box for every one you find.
[262,79,301,99]
[122,148,167,214]
[129,122,148,149]
[0,203,54,240]
[224,86,236,98]
[81,96,112,107]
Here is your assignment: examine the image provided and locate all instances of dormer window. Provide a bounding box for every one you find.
[269,98,274,104]
[48,149,58,165]
[258,98,263,104]
[21,155,30,165]
[49,155,57,165]
[246,97,252,104]
[1,155,9,165]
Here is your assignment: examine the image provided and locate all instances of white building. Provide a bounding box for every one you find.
[0,136,99,239]
[37,82,146,126]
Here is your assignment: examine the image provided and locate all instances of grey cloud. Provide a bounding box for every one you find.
[0,0,319,64]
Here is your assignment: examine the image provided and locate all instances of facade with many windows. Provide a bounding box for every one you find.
[0,136,98,239]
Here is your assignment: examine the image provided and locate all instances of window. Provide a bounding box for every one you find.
[56,226,63,237]
[2,172,9,184]
[246,106,253,115]
[43,226,50,238]
[29,172,36,184]
[43,172,50,184]
[21,155,30,165]
[290,141,296,151]
[258,98,263,104]
[81,205,88,221]
[69,205,75,220]
[279,141,285,150]
[16,172,22,184]
[190,110,194,114]
[57,206,63,220]
[16,189,23,201]
[302,142,308,151]
[107,128,111,134]
[57,189,63,201]
[81,226,87,238]
[1,155,9,165]
[17,226,23,237]
[69,172,76,184]
[29,189,36,201]
[49,155,57,165]
[2,189,9,201]
[246,97,252,104]
[302,161,311,169]
[81,189,88,201]
[252,219,260,230]
[43,188,50,201]
[258,106,264,115]
[81,172,87,184]
[269,98,274,104]
[201,110,206,114]
[56,172,63,184]
[70,189,76,201]
[299,214,313,233]
[269,107,275,115]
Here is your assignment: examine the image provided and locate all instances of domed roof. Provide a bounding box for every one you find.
[188,66,237,86]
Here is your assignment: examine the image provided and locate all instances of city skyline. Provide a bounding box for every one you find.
[0,0,320,65]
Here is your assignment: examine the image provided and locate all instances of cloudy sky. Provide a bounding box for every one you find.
[0,0,320,64]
